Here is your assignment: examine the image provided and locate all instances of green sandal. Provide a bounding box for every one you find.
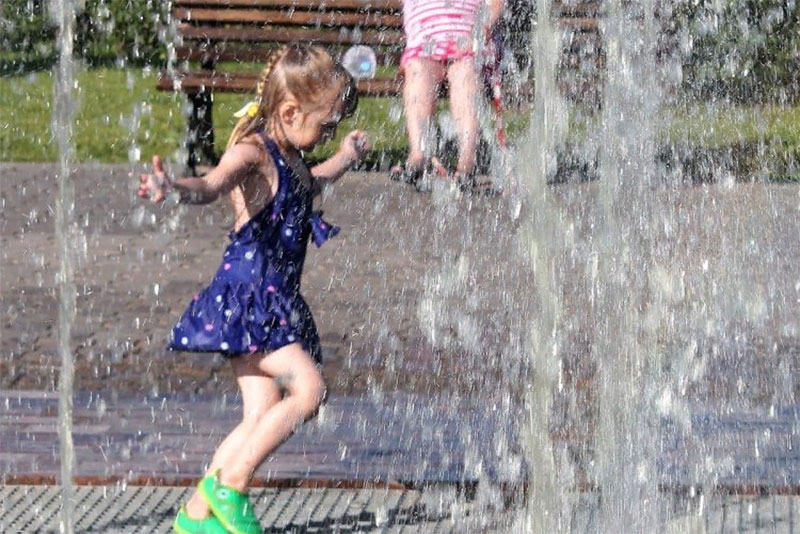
[198,472,262,534]
[172,506,229,534]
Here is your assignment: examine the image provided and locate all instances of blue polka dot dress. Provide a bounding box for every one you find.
[168,132,339,363]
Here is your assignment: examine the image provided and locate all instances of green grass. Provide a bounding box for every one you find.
[0,66,408,164]
[668,104,800,182]
[668,104,800,149]
[2,67,800,169]
[1,68,185,162]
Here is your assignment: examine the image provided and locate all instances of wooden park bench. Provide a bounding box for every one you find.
[157,0,405,172]
[157,0,601,173]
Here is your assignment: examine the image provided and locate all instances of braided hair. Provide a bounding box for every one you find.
[226,44,357,150]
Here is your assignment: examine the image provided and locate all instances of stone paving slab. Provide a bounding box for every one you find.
[9,389,800,492]
[660,406,800,490]
[0,390,523,487]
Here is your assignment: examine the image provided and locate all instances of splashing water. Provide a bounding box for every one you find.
[7,0,797,532]
[590,1,668,531]
[513,0,573,532]
[510,0,800,532]
[509,0,699,530]
[52,0,78,532]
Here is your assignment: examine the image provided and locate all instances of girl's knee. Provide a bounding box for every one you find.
[296,373,326,419]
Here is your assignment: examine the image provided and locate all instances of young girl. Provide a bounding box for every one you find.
[138,44,369,534]
[392,0,504,192]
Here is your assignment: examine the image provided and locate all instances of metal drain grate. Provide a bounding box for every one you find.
[559,493,800,534]
[0,485,497,534]
[8,485,798,533]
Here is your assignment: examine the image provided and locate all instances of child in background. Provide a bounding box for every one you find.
[392,0,505,192]
[138,44,369,534]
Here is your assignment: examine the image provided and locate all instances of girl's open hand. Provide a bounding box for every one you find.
[340,130,371,165]
[137,155,171,202]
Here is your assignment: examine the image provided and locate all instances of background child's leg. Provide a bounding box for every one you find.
[184,355,283,518]
[447,58,480,175]
[402,58,446,169]
[217,343,325,492]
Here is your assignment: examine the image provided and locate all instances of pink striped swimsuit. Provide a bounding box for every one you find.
[401,0,483,69]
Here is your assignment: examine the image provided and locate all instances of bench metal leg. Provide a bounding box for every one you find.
[185,89,218,176]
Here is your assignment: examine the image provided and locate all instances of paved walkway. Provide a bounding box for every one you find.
[7,390,800,533]
[660,406,800,491]
[1,389,519,533]
[0,389,522,487]
[6,388,800,490]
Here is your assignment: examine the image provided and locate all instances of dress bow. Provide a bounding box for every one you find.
[309,210,340,247]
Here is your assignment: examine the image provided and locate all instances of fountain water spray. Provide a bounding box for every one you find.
[515,0,573,532]
[52,0,78,532]
[516,0,694,531]
[591,0,668,531]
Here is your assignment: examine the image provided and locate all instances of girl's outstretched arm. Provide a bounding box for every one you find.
[138,143,263,204]
[310,130,370,193]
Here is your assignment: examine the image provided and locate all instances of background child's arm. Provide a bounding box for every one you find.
[311,130,370,191]
[138,144,262,204]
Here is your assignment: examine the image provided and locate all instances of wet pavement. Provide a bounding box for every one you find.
[4,387,800,492]
[4,164,800,531]
[0,387,519,533]
[661,406,800,491]
[0,389,522,486]
[0,163,523,399]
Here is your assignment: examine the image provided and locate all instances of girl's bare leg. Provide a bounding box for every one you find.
[447,57,480,175]
[184,355,283,518]
[216,343,325,491]
[402,58,446,169]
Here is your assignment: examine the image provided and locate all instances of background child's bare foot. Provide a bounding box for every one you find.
[389,163,424,184]
[430,157,449,178]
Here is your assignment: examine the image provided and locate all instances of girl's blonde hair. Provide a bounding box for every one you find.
[226,43,357,150]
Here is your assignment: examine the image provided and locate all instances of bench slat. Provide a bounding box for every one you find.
[157,71,402,96]
[174,7,402,27]
[553,0,601,16]
[560,16,599,30]
[173,0,402,10]
[161,0,586,173]
[175,45,401,65]
[178,23,405,46]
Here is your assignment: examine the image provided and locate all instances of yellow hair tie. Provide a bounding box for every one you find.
[234,101,259,118]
